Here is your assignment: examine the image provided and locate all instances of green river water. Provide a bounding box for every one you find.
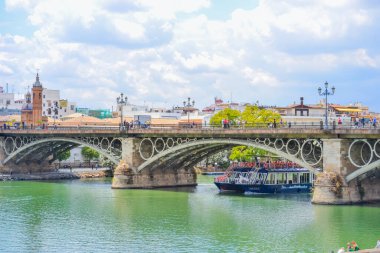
[0,176,379,253]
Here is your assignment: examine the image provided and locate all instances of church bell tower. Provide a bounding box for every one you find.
[32,72,43,126]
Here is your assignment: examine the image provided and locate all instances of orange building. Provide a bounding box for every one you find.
[21,73,47,128]
[32,73,43,126]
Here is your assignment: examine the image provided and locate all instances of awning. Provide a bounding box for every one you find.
[334,108,362,112]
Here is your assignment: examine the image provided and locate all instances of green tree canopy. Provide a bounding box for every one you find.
[209,108,241,126]
[81,147,100,164]
[241,105,282,127]
[229,146,268,162]
[209,106,282,127]
[56,150,71,162]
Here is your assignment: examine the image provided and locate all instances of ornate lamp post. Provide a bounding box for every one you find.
[116,93,127,130]
[183,97,195,124]
[318,81,335,129]
[51,101,58,127]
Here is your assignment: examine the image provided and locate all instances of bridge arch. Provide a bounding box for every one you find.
[137,138,320,173]
[3,137,120,165]
[346,159,380,182]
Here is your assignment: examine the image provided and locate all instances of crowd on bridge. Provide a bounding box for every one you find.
[228,161,301,170]
[348,116,377,128]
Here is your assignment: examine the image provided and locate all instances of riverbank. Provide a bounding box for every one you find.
[0,168,113,181]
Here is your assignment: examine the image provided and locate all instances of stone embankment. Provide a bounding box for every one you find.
[0,169,113,181]
[76,169,113,179]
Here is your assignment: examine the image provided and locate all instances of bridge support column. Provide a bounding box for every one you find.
[112,138,197,189]
[312,139,364,204]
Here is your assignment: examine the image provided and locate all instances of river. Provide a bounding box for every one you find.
[0,176,379,252]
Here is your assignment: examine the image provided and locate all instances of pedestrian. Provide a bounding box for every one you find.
[337,247,345,253]
[346,242,352,252]
[351,241,360,251]
[95,163,98,170]
[273,119,277,128]
[361,117,365,128]
[376,239,380,248]
[373,117,377,128]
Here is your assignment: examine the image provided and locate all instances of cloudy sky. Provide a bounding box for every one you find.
[1,0,380,111]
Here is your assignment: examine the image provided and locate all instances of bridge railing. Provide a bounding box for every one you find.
[0,121,377,132]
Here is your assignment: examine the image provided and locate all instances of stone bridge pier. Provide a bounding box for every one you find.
[112,138,198,189]
[312,139,380,204]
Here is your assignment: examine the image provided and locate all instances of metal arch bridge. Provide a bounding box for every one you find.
[1,135,122,165]
[0,128,379,183]
[136,137,323,172]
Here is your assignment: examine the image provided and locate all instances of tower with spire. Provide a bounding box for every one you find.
[32,72,44,126]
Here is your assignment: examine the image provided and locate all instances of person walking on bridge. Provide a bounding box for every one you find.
[373,117,377,128]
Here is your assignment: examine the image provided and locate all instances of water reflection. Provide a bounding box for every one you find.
[0,178,379,252]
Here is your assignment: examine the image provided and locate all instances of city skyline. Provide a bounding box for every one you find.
[1,0,380,111]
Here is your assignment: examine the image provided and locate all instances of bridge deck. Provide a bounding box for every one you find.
[0,127,379,138]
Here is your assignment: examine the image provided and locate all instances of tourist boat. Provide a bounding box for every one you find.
[214,165,314,194]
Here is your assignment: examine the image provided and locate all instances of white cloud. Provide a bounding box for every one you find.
[0,64,13,75]
[174,51,232,71]
[1,0,380,112]
[242,67,278,87]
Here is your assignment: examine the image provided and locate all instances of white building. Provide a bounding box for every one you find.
[42,89,76,119]
[117,103,181,119]
[0,90,24,111]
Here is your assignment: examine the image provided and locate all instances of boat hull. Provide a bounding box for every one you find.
[215,182,312,194]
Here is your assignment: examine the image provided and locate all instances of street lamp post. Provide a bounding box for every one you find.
[318,81,335,129]
[183,97,195,125]
[52,101,58,128]
[116,92,128,130]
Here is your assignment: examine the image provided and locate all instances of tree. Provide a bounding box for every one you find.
[81,147,100,165]
[229,146,267,162]
[56,150,71,162]
[209,108,241,126]
[241,105,281,127]
[55,150,71,168]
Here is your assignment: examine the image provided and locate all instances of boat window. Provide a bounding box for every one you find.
[267,173,276,184]
[255,173,266,184]
[291,173,299,184]
[287,173,292,184]
[277,173,286,184]
[300,173,310,183]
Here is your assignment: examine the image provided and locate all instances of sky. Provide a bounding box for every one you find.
[0,0,380,111]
